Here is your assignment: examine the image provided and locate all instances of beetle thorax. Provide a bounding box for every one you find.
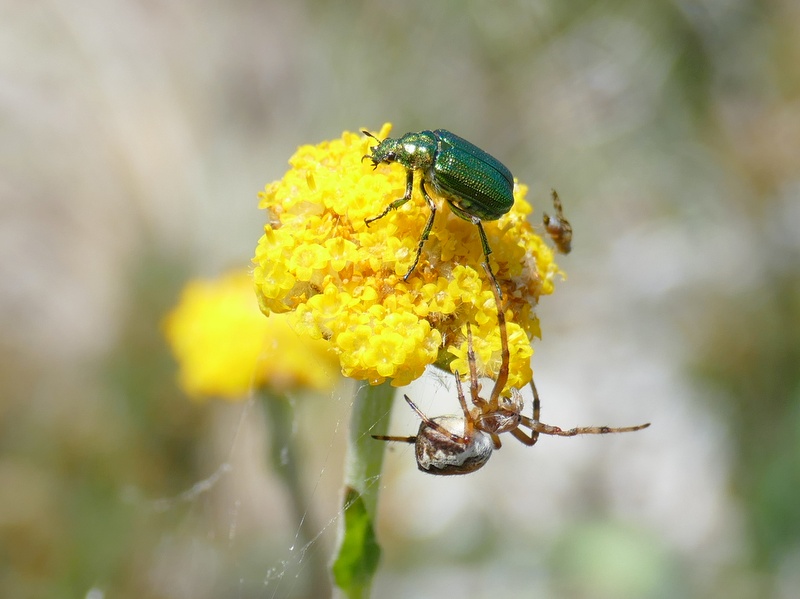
[400,142,435,170]
[368,131,437,171]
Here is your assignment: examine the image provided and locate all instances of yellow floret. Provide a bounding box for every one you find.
[252,124,562,389]
[164,271,339,399]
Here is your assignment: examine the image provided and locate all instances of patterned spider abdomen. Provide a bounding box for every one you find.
[415,416,494,476]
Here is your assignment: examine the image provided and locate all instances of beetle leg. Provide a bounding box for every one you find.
[402,177,437,281]
[364,169,415,227]
[473,219,503,299]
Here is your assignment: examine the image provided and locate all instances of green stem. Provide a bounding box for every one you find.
[343,381,395,515]
[332,380,396,598]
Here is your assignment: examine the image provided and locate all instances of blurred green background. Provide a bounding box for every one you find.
[2,1,799,597]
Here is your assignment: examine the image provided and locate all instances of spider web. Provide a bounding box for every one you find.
[134,354,476,599]
[140,374,400,599]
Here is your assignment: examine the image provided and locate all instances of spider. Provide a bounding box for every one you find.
[373,264,650,475]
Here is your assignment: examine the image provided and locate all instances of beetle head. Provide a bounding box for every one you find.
[362,130,400,169]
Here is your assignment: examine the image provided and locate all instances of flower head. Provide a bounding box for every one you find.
[163,270,339,399]
[253,124,562,388]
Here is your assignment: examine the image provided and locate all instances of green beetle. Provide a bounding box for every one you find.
[363,129,514,293]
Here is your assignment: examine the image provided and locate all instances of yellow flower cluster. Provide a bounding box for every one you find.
[163,271,339,399]
[253,124,562,388]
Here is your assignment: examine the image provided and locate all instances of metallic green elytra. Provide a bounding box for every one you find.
[363,129,514,293]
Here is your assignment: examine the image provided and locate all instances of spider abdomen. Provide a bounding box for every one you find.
[415,416,494,476]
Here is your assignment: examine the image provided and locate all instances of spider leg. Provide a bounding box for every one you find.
[516,379,651,440]
[528,379,541,446]
[370,388,418,443]
[509,427,538,447]
[499,383,542,447]
[372,434,417,443]
[519,415,651,437]
[464,322,485,409]
[484,262,510,406]
[403,394,468,444]
[453,370,476,437]
[529,379,541,421]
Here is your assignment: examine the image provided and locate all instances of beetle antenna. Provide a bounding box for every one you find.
[362,129,380,141]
